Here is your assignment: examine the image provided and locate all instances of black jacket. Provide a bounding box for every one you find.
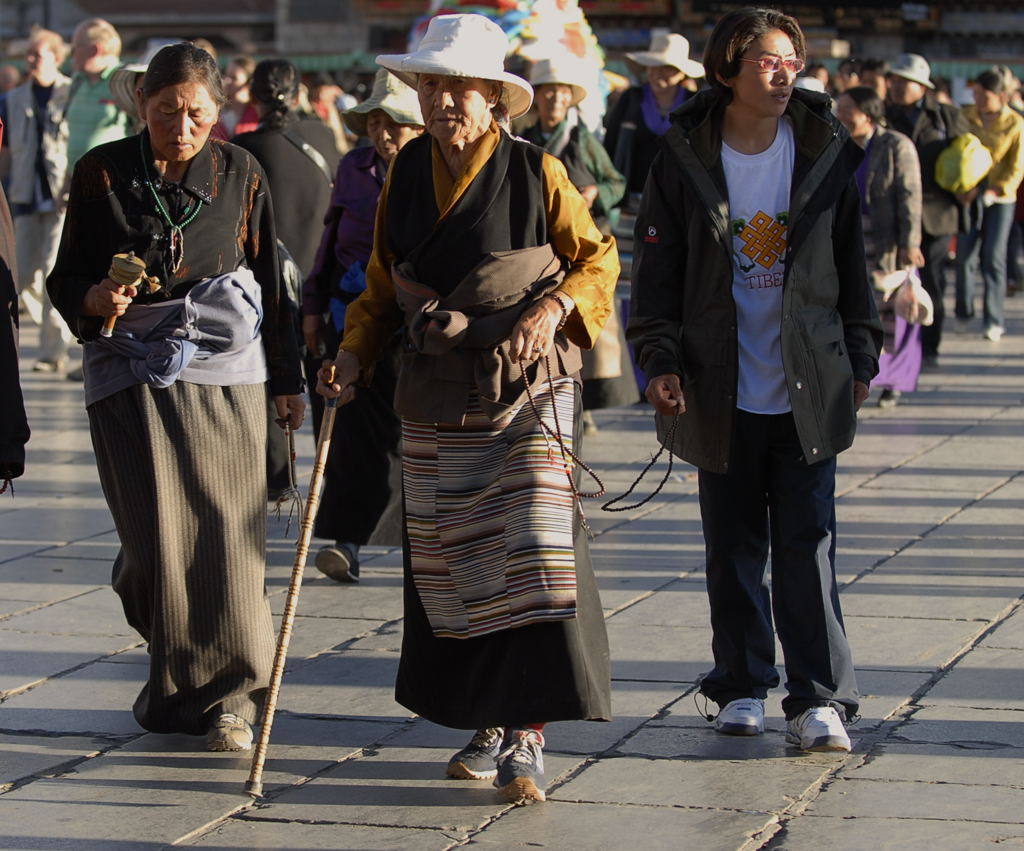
[47,131,303,396]
[233,114,340,275]
[1,183,29,480]
[628,88,882,473]
[886,94,968,237]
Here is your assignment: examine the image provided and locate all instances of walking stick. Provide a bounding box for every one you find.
[246,364,339,798]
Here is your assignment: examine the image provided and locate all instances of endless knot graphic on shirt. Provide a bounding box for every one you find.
[738,211,787,269]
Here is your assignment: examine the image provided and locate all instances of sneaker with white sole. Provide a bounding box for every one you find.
[206,713,254,751]
[714,697,765,736]
[785,706,851,752]
[446,727,503,780]
[984,325,1005,342]
[493,728,546,804]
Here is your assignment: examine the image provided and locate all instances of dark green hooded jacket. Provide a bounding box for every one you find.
[628,87,882,473]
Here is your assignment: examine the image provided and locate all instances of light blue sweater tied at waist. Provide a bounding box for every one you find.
[82,269,268,407]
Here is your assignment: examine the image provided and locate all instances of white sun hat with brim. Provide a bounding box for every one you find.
[109,44,170,118]
[343,69,424,136]
[528,57,589,107]
[375,13,534,120]
[889,53,935,90]
[626,32,704,79]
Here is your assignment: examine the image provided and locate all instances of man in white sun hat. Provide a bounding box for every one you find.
[317,12,618,806]
[605,31,705,200]
[885,53,968,368]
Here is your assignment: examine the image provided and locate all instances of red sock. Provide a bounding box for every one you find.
[525,722,545,732]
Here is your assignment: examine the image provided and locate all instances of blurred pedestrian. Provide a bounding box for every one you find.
[304,69,424,582]
[838,86,924,407]
[859,58,889,102]
[954,69,1024,342]
[629,7,881,753]
[215,55,258,138]
[0,65,21,93]
[47,43,304,751]
[604,32,705,203]
[1,27,73,373]
[233,58,340,500]
[65,18,132,175]
[318,14,617,803]
[0,131,30,490]
[308,71,351,155]
[886,53,968,367]
[521,56,633,425]
[833,58,860,94]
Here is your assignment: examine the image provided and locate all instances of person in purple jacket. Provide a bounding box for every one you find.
[301,70,424,583]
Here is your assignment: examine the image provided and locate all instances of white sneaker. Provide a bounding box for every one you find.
[984,325,1005,342]
[786,706,851,752]
[714,698,765,736]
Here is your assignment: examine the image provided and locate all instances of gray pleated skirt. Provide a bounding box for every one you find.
[88,381,275,735]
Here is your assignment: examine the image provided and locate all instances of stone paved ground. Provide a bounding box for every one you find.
[1,297,1022,850]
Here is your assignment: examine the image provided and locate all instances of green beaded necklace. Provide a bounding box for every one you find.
[140,135,204,274]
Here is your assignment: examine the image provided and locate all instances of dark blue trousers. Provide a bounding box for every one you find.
[697,410,858,721]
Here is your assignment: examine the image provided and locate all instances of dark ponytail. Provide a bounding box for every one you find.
[250,58,300,129]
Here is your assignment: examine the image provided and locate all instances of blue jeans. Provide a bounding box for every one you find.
[955,199,1015,330]
[697,411,858,721]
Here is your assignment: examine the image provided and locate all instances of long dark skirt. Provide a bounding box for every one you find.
[88,381,276,735]
[394,387,612,729]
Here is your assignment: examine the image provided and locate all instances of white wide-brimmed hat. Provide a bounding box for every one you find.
[343,69,424,136]
[109,44,169,118]
[626,32,704,79]
[375,13,534,120]
[528,56,589,107]
[889,53,934,90]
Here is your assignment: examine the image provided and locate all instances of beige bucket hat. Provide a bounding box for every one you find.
[626,32,704,79]
[376,13,534,120]
[528,57,589,107]
[889,53,935,90]
[343,69,424,136]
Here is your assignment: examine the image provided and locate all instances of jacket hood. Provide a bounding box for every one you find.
[668,87,859,179]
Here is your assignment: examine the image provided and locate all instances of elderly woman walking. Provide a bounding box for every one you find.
[303,69,424,581]
[604,32,705,202]
[837,86,924,408]
[319,14,618,804]
[47,43,304,751]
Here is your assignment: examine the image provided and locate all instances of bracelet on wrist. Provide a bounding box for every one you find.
[547,291,571,330]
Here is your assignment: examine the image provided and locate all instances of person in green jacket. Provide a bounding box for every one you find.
[628,7,881,753]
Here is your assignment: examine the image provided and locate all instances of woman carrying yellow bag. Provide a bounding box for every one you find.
[953,69,1024,342]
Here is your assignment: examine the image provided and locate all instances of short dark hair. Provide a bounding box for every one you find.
[837,58,861,76]
[975,69,1007,95]
[860,58,889,76]
[840,85,885,125]
[250,58,300,129]
[141,42,226,108]
[703,6,806,99]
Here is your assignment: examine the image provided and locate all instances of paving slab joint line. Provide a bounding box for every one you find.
[600,572,700,619]
[0,735,143,797]
[834,402,1019,500]
[752,755,860,851]
[0,585,111,623]
[839,472,1024,590]
[890,596,1024,716]
[0,637,147,703]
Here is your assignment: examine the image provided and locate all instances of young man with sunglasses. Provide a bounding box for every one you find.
[629,7,881,752]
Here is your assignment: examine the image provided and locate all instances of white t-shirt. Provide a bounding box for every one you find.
[722,117,795,415]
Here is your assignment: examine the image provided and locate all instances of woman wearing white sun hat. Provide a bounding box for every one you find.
[317,13,617,805]
[605,32,705,200]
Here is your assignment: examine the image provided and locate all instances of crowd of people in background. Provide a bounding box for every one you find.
[0,6,1020,806]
